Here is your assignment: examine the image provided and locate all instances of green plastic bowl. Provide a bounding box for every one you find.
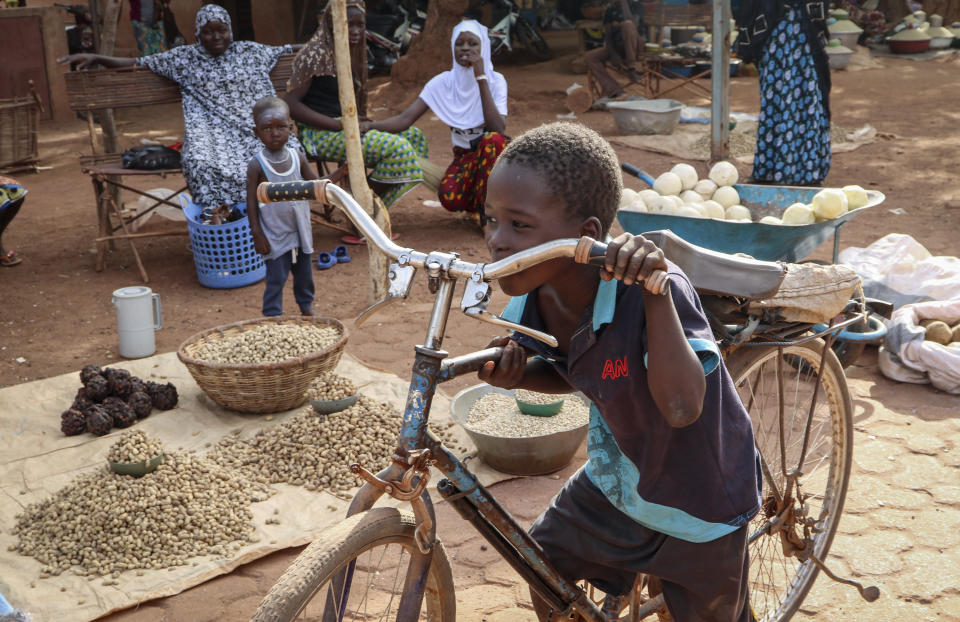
[109,453,164,477]
[310,393,358,415]
[515,395,565,417]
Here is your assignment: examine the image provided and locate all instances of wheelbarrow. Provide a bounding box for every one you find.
[618,163,888,366]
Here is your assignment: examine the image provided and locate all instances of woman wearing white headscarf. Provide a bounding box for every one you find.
[362,19,508,226]
[60,5,296,208]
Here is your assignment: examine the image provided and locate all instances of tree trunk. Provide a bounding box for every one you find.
[390,0,470,85]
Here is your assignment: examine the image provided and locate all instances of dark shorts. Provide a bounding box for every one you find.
[529,468,753,622]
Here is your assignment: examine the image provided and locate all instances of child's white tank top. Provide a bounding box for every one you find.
[255,147,313,261]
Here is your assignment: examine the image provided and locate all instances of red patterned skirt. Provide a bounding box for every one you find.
[439,132,508,215]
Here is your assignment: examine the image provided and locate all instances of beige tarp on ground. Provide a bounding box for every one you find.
[0,352,508,622]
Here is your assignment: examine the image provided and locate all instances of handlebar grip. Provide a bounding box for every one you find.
[256,180,328,204]
[574,237,669,295]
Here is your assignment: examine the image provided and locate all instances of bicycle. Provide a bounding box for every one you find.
[487,0,552,62]
[249,178,880,621]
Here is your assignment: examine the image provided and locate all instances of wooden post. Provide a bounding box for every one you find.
[330,0,390,303]
[709,0,731,161]
[97,0,122,155]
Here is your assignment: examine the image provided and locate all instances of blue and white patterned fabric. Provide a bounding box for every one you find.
[752,5,831,186]
[136,6,296,207]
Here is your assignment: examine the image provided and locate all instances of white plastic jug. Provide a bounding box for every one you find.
[112,286,162,358]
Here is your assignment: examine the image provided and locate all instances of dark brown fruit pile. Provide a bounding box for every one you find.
[60,408,87,436]
[60,366,178,437]
[85,405,113,436]
[128,391,153,420]
[146,381,179,411]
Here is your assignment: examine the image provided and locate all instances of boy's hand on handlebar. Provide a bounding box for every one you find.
[602,233,668,288]
[477,336,525,389]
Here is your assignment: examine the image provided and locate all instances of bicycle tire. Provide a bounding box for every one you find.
[515,18,552,61]
[252,507,456,622]
[726,340,853,622]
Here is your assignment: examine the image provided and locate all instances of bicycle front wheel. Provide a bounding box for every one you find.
[726,340,853,622]
[515,18,552,61]
[252,507,456,622]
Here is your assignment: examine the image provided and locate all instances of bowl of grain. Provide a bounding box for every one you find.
[107,430,165,477]
[308,372,359,414]
[450,385,590,476]
[514,388,565,417]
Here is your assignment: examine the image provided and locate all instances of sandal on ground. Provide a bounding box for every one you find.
[333,245,351,263]
[316,252,337,270]
[0,250,21,267]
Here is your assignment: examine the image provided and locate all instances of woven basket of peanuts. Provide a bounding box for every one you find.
[177,316,348,414]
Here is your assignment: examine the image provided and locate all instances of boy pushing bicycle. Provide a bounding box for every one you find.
[479,122,761,622]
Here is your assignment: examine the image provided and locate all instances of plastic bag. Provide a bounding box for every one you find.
[121,144,182,170]
[879,299,960,394]
[838,233,960,307]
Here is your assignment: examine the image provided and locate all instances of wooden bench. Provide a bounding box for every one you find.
[63,54,298,283]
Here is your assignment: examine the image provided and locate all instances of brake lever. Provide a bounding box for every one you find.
[355,261,416,327]
[461,278,560,347]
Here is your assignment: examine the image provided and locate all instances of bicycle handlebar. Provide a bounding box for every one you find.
[256,179,667,294]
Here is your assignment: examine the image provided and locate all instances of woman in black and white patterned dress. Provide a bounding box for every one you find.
[60,5,297,208]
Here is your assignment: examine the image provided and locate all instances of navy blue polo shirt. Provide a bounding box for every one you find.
[502,263,761,543]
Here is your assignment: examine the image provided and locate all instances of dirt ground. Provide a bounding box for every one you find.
[3,30,960,620]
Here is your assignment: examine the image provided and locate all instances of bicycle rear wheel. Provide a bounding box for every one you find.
[515,18,552,61]
[726,340,853,622]
[252,507,456,622]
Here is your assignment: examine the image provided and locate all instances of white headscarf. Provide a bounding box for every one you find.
[194,4,232,39]
[418,20,508,131]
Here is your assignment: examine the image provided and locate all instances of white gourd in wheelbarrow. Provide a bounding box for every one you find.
[619,187,639,208]
[694,179,717,198]
[702,199,726,219]
[725,204,752,221]
[842,185,870,209]
[782,202,816,225]
[713,185,741,209]
[812,188,849,220]
[708,161,739,187]
[654,171,683,196]
[670,163,699,190]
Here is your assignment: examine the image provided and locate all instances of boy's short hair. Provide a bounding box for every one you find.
[253,96,290,124]
[497,122,621,234]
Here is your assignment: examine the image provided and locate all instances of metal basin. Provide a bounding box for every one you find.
[450,385,589,476]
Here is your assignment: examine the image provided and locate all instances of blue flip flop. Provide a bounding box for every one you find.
[333,245,351,263]
[316,252,336,270]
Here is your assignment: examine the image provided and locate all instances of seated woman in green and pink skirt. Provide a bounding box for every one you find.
[284,0,428,229]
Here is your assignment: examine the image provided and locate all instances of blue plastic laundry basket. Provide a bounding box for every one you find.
[181,196,266,289]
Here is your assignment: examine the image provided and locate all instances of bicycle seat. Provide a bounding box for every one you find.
[643,230,786,299]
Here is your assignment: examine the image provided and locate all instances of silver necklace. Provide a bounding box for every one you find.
[262,149,290,165]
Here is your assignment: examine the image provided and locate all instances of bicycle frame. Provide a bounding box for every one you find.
[254,178,874,620]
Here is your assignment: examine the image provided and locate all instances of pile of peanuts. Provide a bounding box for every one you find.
[209,396,468,493]
[12,447,273,578]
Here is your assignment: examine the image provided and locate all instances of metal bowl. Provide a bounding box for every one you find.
[310,393,359,415]
[109,453,164,477]
[450,385,588,476]
[606,99,683,136]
